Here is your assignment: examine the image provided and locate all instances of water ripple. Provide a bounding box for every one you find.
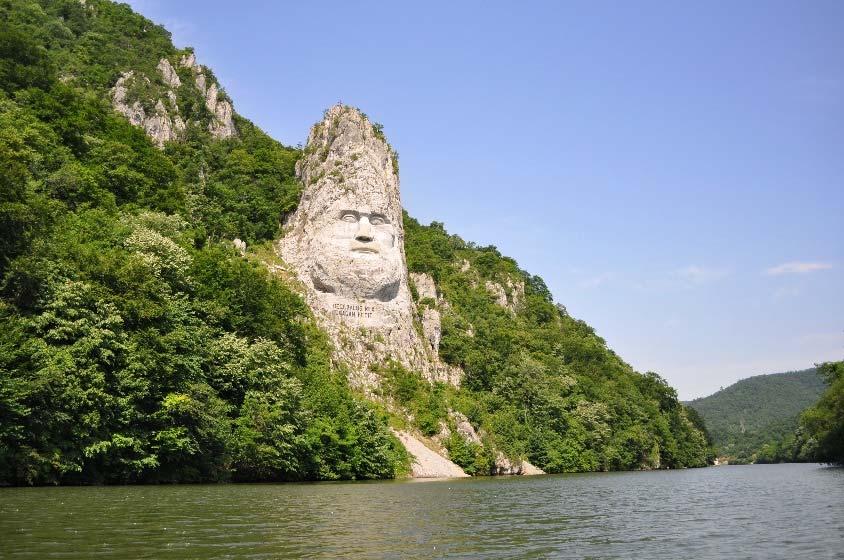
[1,464,842,559]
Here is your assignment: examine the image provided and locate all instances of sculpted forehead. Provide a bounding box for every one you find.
[294,106,402,221]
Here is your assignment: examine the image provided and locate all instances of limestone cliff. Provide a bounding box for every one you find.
[277,105,460,390]
[179,53,236,139]
[110,51,236,147]
[111,70,185,147]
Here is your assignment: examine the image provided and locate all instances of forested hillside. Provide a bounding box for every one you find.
[0,0,407,484]
[1,0,712,485]
[687,368,825,462]
[398,217,712,473]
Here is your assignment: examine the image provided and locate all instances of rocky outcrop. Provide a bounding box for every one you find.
[453,412,482,444]
[485,277,525,314]
[418,307,441,353]
[493,453,546,476]
[110,70,185,147]
[277,105,460,389]
[157,58,180,88]
[410,272,437,301]
[506,277,525,310]
[392,430,468,478]
[111,53,236,145]
[179,52,196,69]
[180,54,236,139]
[485,280,508,308]
[410,272,443,353]
[204,82,236,138]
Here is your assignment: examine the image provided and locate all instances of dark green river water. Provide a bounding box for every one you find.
[1,463,842,559]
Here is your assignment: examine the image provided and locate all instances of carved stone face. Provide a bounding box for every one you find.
[280,105,406,304]
[307,196,402,301]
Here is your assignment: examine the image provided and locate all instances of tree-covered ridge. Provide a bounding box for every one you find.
[0,0,407,484]
[399,216,713,472]
[797,361,843,465]
[686,368,826,462]
[745,361,843,465]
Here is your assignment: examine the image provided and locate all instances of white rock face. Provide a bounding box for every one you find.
[410,272,442,353]
[419,307,441,353]
[111,71,180,147]
[493,453,546,476]
[205,82,236,139]
[453,412,482,445]
[195,72,207,95]
[485,278,524,314]
[179,52,196,69]
[506,277,525,310]
[278,105,460,389]
[485,280,508,308]
[410,272,437,300]
[183,55,236,139]
[392,430,468,478]
[157,58,181,88]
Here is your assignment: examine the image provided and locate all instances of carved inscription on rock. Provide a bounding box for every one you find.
[332,302,380,320]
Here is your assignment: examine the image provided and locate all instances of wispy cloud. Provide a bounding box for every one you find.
[765,261,833,276]
[673,265,728,285]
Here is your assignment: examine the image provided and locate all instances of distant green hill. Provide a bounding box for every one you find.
[687,369,826,462]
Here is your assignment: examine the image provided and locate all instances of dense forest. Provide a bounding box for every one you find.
[1,0,720,485]
[397,217,713,473]
[687,369,825,463]
[0,0,408,484]
[688,365,844,465]
[755,361,843,465]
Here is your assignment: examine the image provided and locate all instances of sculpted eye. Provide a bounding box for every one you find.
[369,215,387,226]
[341,212,357,223]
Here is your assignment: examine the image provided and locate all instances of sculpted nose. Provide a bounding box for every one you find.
[355,217,373,242]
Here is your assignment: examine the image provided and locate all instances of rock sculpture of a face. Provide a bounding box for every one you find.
[307,193,401,302]
[278,105,459,388]
[278,105,408,322]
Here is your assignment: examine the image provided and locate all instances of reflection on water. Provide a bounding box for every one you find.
[1,464,842,559]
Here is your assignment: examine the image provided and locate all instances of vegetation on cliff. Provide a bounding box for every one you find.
[401,217,712,472]
[0,0,406,484]
[752,361,843,465]
[687,368,826,463]
[1,0,711,484]
[797,361,843,465]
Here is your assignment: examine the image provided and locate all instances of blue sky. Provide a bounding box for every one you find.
[127,0,843,399]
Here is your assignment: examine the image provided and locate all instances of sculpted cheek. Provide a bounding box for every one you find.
[374,230,395,249]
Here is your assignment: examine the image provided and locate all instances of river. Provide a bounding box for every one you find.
[1,463,842,559]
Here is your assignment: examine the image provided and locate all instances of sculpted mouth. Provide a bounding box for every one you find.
[351,244,379,254]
